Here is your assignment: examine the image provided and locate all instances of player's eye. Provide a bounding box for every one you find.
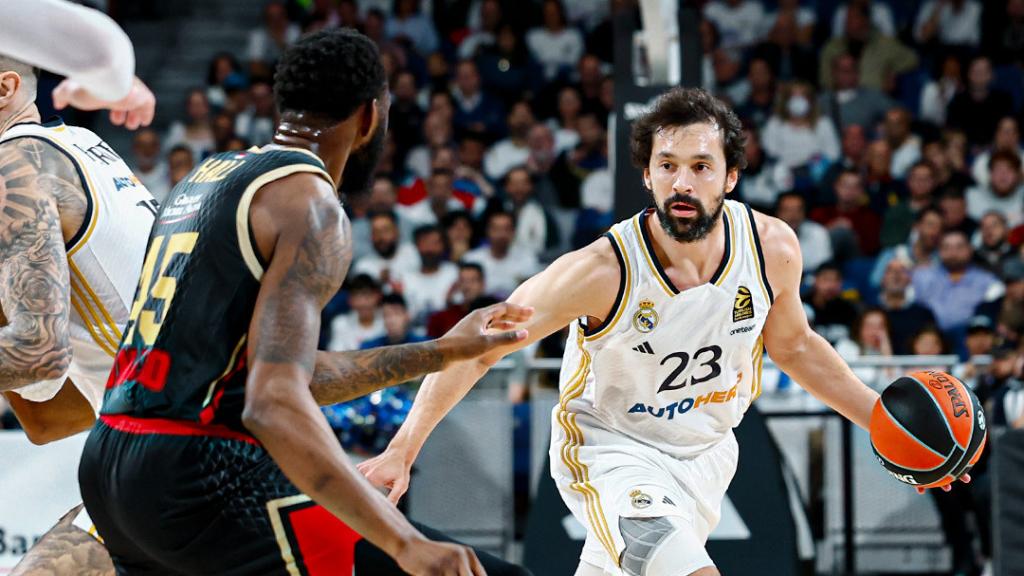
[695,163,710,172]
[660,162,672,171]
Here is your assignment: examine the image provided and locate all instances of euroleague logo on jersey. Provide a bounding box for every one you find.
[632,299,659,333]
[733,286,754,322]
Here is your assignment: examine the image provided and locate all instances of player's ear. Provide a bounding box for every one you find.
[0,71,22,108]
[724,168,739,194]
[643,167,652,191]
[357,99,377,143]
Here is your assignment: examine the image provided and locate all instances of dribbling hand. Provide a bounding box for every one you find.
[52,76,156,130]
[396,537,486,576]
[437,302,533,362]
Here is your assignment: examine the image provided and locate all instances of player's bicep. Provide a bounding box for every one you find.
[0,143,74,388]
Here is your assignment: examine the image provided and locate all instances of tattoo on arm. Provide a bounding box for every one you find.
[0,139,78,390]
[10,504,114,576]
[252,192,350,373]
[310,342,446,405]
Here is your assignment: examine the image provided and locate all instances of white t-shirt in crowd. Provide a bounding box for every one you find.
[526,27,584,80]
[831,2,895,38]
[914,0,981,46]
[464,244,541,298]
[351,243,421,285]
[797,220,834,273]
[484,139,530,181]
[966,184,1024,227]
[761,116,840,169]
[401,263,459,324]
[328,312,386,352]
[703,0,765,48]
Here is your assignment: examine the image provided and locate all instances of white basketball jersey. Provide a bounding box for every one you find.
[552,200,774,459]
[1,119,155,412]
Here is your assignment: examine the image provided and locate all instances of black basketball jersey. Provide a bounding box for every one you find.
[101,147,334,431]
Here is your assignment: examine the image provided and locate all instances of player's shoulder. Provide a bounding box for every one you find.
[552,234,622,283]
[748,207,800,266]
[0,135,79,184]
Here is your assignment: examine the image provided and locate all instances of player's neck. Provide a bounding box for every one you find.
[0,100,39,137]
[647,210,728,287]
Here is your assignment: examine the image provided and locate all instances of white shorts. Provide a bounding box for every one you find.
[550,428,738,575]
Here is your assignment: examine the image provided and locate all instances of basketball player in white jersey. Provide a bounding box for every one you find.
[361,88,970,576]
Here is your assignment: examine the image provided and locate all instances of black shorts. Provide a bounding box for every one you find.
[80,415,529,576]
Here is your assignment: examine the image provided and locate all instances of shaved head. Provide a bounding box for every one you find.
[0,54,37,97]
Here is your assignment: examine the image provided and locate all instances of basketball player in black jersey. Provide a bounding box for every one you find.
[79,29,531,576]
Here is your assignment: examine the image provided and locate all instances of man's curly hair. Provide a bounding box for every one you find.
[630,87,746,173]
[274,28,386,122]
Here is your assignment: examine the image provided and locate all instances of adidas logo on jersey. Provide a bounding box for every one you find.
[632,341,654,354]
[733,286,754,322]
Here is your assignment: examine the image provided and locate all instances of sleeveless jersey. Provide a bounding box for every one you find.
[552,200,775,459]
[0,119,155,412]
[100,147,333,431]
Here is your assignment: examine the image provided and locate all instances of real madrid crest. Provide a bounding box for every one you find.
[632,299,659,333]
[629,489,652,509]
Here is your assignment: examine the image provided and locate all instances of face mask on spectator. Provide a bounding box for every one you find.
[787,95,810,118]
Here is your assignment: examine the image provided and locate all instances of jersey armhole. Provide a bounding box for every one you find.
[744,203,775,304]
[0,135,95,252]
[580,232,627,338]
[235,164,334,282]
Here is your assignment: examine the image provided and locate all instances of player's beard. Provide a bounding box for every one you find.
[338,121,386,202]
[652,185,725,243]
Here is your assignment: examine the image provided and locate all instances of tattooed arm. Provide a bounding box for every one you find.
[242,173,482,574]
[309,301,531,406]
[0,139,79,391]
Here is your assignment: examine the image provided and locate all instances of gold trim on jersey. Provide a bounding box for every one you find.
[750,335,764,402]
[266,494,310,576]
[584,229,633,342]
[743,208,771,304]
[713,206,737,287]
[556,329,619,564]
[68,262,122,358]
[235,164,334,281]
[202,335,247,408]
[631,215,674,297]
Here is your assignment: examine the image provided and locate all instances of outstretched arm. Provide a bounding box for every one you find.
[0,140,77,391]
[310,301,532,406]
[757,212,878,430]
[360,239,620,502]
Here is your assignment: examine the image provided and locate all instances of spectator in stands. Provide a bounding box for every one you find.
[760,0,815,47]
[947,56,1015,149]
[130,129,169,204]
[819,4,918,93]
[550,111,607,209]
[576,54,606,116]
[405,111,453,178]
[820,124,868,204]
[451,59,505,138]
[442,210,475,263]
[362,7,387,45]
[968,150,1024,227]
[549,86,583,154]
[876,256,938,355]
[762,81,840,171]
[734,56,776,129]
[205,52,241,111]
[841,307,895,386]
[831,0,896,38]
[817,52,892,132]
[971,117,1023,189]
[881,161,939,248]
[386,0,438,57]
[234,80,276,147]
[811,169,882,258]
[989,344,1024,429]
[986,0,1024,67]
[776,192,833,274]
[352,210,420,289]
[389,70,425,167]
[964,315,996,358]
[527,0,584,82]
[524,124,560,203]
[872,206,945,287]
[401,225,459,325]
[211,113,238,153]
[748,7,816,83]
[165,88,215,161]
[803,261,859,344]
[326,274,385,352]
[913,229,1002,339]
[427,262,488,338]
[977,258,1024,345]
[702,0,765,50]
[497,166,555,256]
[351,177,401,260]
[974,211,1015,274]
[477,23,544,105]
[913,0,982,49]
[708,47,748,106]
[907,327,950,372]
[361,294,428,348]
[167,144,195,189]
[247,1,300,78]
[939,186,978,238]
[884,107,921,179]
[458,0,501,59]
[401,168,466,229]
[919,54,964,126]
[738,126,791,213]
[484,100,536,181]
[464,210,540,298]
[922,131,976,192]
[862,139,900,213]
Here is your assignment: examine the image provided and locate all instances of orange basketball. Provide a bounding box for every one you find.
[869,371,987,489]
